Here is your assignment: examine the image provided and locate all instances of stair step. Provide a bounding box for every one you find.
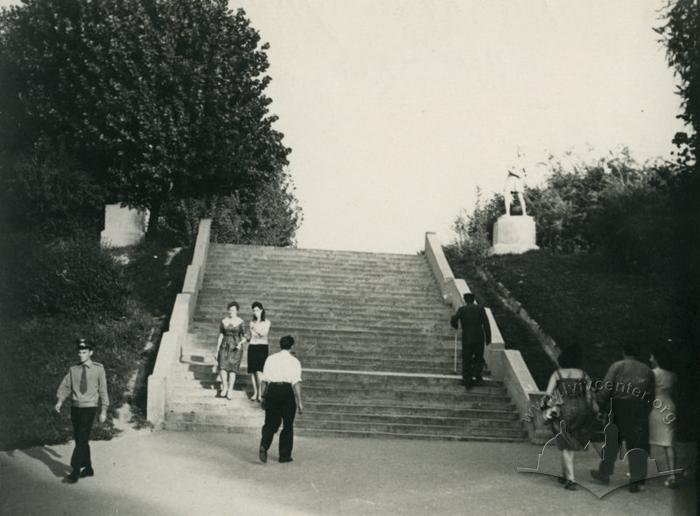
[188,323,455,340]
[302,401,518,418]
[298,411,520,429]
[294,420,525,437]
[295,428,524,442]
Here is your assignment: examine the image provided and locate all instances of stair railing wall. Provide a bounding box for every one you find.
[423,232,549,443]
[147,219,213,427]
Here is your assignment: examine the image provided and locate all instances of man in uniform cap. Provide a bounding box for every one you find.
[55,338,109,483]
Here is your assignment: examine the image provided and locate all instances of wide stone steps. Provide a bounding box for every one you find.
[162,243,525,441]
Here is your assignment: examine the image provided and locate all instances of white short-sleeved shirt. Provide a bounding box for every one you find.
[261,350,302,385]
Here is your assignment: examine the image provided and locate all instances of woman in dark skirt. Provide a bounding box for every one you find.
[214,301,246,399]
[544,344,598,490]
[247,301,271,402]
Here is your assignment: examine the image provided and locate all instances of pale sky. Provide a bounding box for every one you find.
[1,1,686,253]
[236,0,685,253]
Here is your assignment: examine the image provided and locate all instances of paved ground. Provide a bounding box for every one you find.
[0,429,695,516]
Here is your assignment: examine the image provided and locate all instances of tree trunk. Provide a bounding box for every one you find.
[146,200,161,242]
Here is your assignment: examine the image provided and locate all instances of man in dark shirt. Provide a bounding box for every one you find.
[450,293,491,389]
[590,341,654,492]
[55,339,109,484]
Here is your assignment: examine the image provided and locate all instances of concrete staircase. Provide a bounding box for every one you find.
[165,244,526,441]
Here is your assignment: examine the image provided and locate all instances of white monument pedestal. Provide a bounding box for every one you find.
[100,203,150,248]
[489,215,539,255]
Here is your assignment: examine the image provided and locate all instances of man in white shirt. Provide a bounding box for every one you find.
[259,335,303,463]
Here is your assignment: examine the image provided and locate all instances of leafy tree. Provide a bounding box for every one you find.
[656,0,699,165]
[159,172,302,246]
[0,0,297,240]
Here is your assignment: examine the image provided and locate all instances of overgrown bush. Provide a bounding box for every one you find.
[0,307,153,449]
[452,150,681,271]
[452,189,501,264]
[0,149,105,236]
[159,176,302,246]
[0,234,128,318]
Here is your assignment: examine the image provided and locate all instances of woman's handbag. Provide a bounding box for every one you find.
[540,391,563,422]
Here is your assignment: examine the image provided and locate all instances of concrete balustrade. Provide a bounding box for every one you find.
[423,231,548,443]
[147,219,212,427]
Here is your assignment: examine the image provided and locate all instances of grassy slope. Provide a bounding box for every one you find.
[445,248,555,390]
[448,248,695,440]
[484,250,676,380]
[0,242,191,450]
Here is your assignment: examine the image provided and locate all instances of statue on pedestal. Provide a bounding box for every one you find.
[503,168,527,216]
[489,169,538,255]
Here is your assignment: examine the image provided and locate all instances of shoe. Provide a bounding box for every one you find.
[628,484,640,493]
[80,467,94,478]
[249,395,257,401]
[64,470,80,484]
[664,476,678,488]
[226,392,233,400]
[563,480,577,490]
[589,470,610,485]
[557,476,567,485]
[259,447,267,463]
[472,377,483,386]
[279,457,293,463]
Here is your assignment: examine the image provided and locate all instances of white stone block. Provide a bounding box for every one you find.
[100,203,149,248]
[489,214,539,255]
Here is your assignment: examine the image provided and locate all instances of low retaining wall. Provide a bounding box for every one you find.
[424,232,549,443]
[147,219,212,428]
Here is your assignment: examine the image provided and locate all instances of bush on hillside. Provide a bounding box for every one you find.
[159,176,301,246]
[0,308,153,449]
[452,150,682,272]
[452,189,501,263]
[0,234,128,318]
[0,149,105,236]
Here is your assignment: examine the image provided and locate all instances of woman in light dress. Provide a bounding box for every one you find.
[214,301,246,399]
[649,342,678,488]
[247,301,271,402]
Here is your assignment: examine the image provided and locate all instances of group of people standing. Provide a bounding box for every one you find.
[214,301,271,402]
[545,340,679,492]
[214,300,304,464]
[450,292,681,493]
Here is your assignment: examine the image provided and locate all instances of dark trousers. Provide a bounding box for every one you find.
[260,383,296,459]
[462,337,485,383]
[597,398,650,484]
[70,407,97,471]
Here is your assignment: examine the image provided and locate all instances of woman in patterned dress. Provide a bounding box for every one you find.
[214,301,246,400]
[544,345,598,490]
[247,301,271,402]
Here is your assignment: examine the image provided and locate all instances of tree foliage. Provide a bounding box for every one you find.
[656,0,699,165]
[0,0,299,241]
[453,150,679,271]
